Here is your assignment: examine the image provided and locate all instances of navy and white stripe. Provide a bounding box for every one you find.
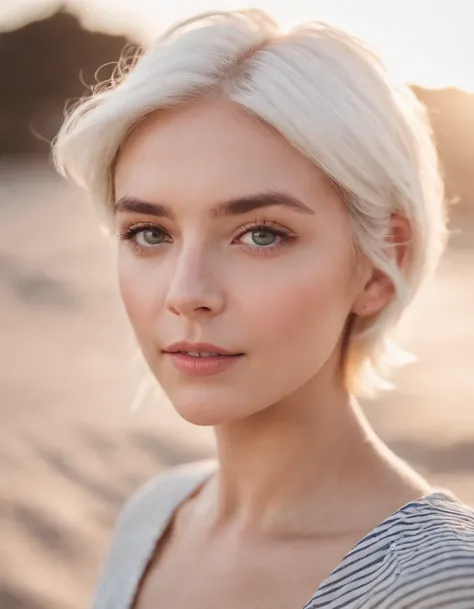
[304,491,474,608]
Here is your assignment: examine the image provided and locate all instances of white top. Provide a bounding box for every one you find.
[91,459,474,608]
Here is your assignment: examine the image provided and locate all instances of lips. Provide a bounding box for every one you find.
[163,341,243,357]
[172,351,226,357]
[162,342,244,376]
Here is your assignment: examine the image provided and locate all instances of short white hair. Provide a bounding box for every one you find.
[53,8,448,397]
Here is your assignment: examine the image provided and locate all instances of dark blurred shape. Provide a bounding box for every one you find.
[0,6,473,213]
[0,5,133,156]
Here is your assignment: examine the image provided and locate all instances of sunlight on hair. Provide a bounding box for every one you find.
[52,8,448,398]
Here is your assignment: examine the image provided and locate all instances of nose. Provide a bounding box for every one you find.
[165,246,225,319]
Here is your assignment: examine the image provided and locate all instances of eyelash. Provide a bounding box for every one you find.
[234,219,296,254]
[117,219,296,256]
[118,222,170,256]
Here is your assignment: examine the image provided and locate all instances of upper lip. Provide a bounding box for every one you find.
[163,341,242,355]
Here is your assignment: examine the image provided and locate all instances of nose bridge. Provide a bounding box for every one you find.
[166,239,223,316]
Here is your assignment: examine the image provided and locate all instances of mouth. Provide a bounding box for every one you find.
[163,341,244,357]
[162,342,244,376]
[167,350,238,358]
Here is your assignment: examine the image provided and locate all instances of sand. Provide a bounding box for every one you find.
[0,160,473,609]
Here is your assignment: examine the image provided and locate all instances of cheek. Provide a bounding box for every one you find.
[117,256,164,339]
[247,253,354,354]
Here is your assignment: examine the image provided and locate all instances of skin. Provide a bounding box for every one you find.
[113,98,431,609]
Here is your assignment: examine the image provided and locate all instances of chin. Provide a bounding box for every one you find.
[165,386,261,427]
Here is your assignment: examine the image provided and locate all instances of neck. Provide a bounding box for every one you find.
[209,370,391,536]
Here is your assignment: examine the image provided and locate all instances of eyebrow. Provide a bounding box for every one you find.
[114,198,172,218]
[114,191,315,219]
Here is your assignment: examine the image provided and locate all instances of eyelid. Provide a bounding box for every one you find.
[117,221,170,239]
[233,219,295,240]
[232,219,298,258]
[117,218,297,255]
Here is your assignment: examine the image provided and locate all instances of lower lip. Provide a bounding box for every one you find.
[164,352,242,376]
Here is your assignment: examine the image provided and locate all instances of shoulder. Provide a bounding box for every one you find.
[115,457,218,533]
[91,459,217,608]
[393,490,474,563]
[370,492,474,608]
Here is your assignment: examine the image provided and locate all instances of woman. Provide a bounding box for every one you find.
[53,9,474,609]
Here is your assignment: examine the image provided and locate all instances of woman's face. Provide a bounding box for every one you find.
[114,99,372,425]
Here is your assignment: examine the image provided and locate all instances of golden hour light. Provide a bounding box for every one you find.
[2,0,473,91]
[1,2,473,608]
[75,0,474,92]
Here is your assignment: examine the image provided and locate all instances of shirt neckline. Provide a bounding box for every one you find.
[130,461,457,609]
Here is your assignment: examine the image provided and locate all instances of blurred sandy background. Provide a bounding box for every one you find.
[0,3,473,608]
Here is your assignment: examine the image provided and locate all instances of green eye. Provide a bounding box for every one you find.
[250,229,277,247]
[138,229,166,245]
[236,223,294,250]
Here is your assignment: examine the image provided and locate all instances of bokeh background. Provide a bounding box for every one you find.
[0,1,473,608]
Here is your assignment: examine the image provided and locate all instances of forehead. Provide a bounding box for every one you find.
[114,98,336,208]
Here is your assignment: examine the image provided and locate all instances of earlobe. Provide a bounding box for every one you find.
[353,272,394,317]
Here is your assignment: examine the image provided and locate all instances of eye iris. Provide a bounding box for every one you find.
[143,229,163,245]
[252,229,276,246]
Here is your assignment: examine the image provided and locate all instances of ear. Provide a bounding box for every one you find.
[352,214,411,317]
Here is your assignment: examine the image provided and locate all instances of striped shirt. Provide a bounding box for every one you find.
[92,459,474,609]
